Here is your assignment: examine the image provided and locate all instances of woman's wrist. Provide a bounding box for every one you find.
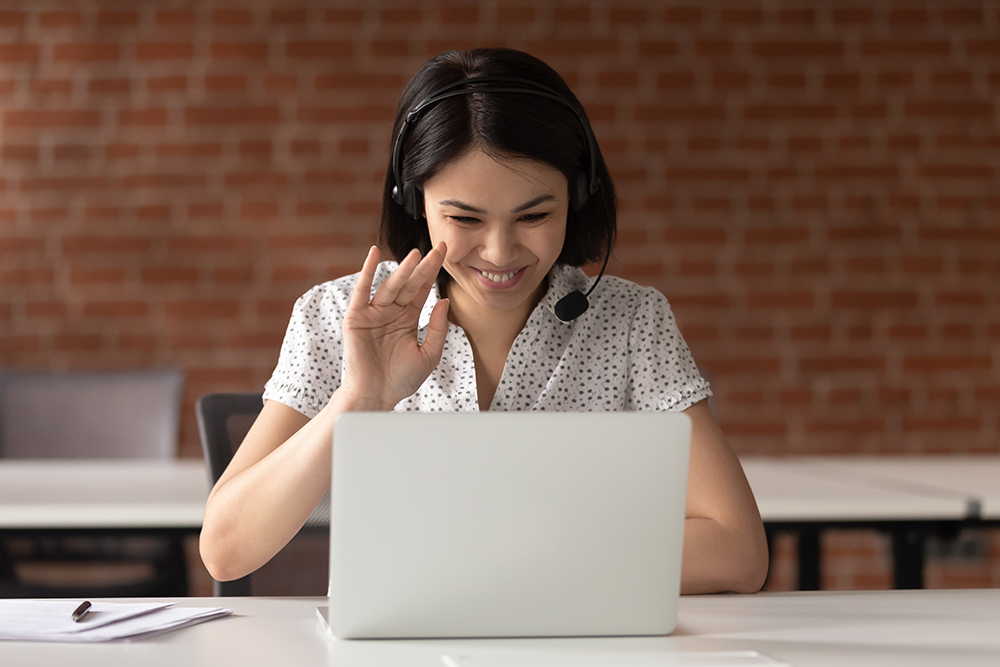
[326,385,397,414]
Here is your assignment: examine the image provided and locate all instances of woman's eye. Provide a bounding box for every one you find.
[520,212,550,223]
[448,215,480,224]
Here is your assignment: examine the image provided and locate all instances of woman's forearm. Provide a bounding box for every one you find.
[199,391,370,582]
[680,516,769,595]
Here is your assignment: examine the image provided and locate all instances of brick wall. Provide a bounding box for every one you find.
[1,1,998,590]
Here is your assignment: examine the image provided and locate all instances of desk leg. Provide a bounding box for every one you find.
[798,528,821,591]
[0,540,15,580]
[891,528,925,589]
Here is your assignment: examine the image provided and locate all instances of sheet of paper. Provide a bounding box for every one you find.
[0,600,232,642]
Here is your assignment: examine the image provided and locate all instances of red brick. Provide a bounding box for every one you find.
[21,176,107,191]
[148,76,188,92]
[743,229,808,244]
[712,70,750,89]
[0,11,26,27]
[919,164,992,178]
[438,5,478,24]
[936,292,986,306]
[211,42,268,59]
[655,71,695,89]
[121,174,206,188]
[748,292,813,308]
[142,267,198,284]
[639,41,679,56]
[906,101,993,118]
[205,75,246,91]
[779,9,815,24]
[315,73,403,90]
[298,106,392,123]
[185,106,280,124]
[2,144,38,161]
[721,8,762,24]
[156,143,222,157]
[752,41,842,57]
[118,108,168,126]
[527,39,619,56]
[918,227,1000,242]
[213,9,253,25]
[165,300,240,318]
[84,301,148,317]
[89,78,130,94]
[744,104,837,120]
[53,145,88,160]
[30,78,74,94]
[96,11,138,27]
[0,43,39,63]
[53,43,119,62]
[287,41,353,58]
[225,172,287,187]
[241,202,279,218]
[698,357,781,373]
[861,41,950,56]
[805,419,883,434]
[943,8,983,24]
[271,8,307,24]
[663,7,701,24]
[4,110,100,128]
[25,301,65,317]
[70,268,125,285]
[136,42,194,60]
[381,8,422,23]
[105,143,139,158]
[371,40,410,57]
[40,11,82,27]
[3,269,55,285]
[267,234,351,249]
[188,203,225,218]
[157,10,196,26]
[831,291,918,308]
[888,9,927,25]
[324,8,365,24]
[902,357,992,371]
[62,237,151,254]
[497,6,537,23]
[695,40,733,56]
[768,73,807,88]
[801,357,883,372]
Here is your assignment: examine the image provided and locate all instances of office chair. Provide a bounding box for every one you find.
[196,392,330,596]
[0,369,188,598]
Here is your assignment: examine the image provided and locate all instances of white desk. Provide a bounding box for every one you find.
[741,457,979,590]
[808,456,1000,520]
[0,459,207,529]
[0,459,208,596]
[1,590,998,666]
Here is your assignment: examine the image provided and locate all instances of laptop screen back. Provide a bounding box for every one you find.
[328,411,691,639]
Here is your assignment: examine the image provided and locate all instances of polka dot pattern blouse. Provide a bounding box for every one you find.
[263,262,712,418]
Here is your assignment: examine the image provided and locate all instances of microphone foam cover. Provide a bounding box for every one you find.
[554,290,589,322]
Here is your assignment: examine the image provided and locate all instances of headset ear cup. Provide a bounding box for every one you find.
[570,172,589,211]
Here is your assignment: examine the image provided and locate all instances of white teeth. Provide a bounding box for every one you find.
[481,270,516,283]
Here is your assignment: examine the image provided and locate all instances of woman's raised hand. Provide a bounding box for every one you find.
[339,243,450,410]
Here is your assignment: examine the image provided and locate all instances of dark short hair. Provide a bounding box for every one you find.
[378,48,616,268]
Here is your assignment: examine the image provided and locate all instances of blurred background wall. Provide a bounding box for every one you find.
[1,1,998,589]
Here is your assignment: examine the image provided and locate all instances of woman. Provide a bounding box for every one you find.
[200,48,768,594]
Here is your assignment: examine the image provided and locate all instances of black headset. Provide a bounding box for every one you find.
[390,76,611,322]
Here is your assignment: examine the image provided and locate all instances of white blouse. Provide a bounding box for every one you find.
[263,262,712,418]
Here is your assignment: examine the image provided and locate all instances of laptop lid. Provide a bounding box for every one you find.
[327,412,691,639]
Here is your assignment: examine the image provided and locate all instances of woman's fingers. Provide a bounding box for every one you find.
[392,242,446,307]
[421,298,450,363]
[369,248,420,307]
[348,246,380,312]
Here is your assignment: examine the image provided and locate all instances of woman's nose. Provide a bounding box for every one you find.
[478,224,519,267]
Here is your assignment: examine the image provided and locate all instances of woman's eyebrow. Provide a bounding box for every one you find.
[438,199,486,214]
[512,194,556,213]
[438,194,557,214]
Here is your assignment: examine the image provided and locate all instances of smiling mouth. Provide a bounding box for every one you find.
[477,269,520,284]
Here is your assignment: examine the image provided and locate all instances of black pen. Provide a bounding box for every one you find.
[71,600,92,623]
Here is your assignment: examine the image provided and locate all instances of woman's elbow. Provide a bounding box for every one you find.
[730,528,769,593]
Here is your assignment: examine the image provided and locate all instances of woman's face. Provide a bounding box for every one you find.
[421,149,569,325]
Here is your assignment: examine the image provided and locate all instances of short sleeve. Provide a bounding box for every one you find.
[626,287,712,412]
[262,284,348,419]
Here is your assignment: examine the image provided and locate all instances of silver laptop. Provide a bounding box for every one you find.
[326,412,691,639]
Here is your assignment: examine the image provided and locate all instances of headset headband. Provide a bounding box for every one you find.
[391,76,600,216]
